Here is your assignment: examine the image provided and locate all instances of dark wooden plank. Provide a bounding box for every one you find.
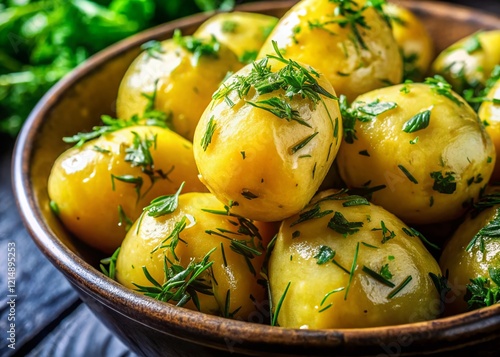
[0,138,80,357]
[26,303,137,357]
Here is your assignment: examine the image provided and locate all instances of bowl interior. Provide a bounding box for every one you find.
[13,1,500,356]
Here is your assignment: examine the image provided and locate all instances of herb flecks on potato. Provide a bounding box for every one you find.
[193,45,342,222]
[48,126,206,253]
[258,0,403,102]
[116,192,276,320]
[337,78,495,225]
[117,31,243,141]
[269,189,441,328]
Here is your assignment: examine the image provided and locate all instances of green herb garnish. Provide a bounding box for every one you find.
[430,171,457,194]
[402,109,431,133]
[328,211,363,236]
[100,247,121,280]
[134,248,216,311]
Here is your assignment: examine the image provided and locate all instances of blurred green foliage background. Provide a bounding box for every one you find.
[0,0,248,136]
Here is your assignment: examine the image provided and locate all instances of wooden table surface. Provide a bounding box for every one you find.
[1,1,499,356]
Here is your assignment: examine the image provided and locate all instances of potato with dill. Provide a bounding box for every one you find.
[258,0,402,103]
[384,2,434,81]
[431,30,500,95]
[268,189,441,329]
[479,77,500,181]
[115,191,276,320]
[48,125,206,254]
[193,47,342,222]
[116,30,242,141]
[439,186,500,315]
[194,11,278,64]
[336,78,495,225]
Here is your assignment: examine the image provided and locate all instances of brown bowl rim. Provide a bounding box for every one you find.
[12,0,500,354]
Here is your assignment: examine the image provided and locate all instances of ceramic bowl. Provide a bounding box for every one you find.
[12,1,500,356]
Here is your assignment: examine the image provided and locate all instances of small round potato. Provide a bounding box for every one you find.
[194,11,278,63]
[268,189,441,329]
[258,0,402,102]
[48,126,206,253]
[116,192,275,320]
[384,2,434,81]
[336,82,495,225]
[440,186,500,315]
[431,30,500,94]
[193,57,342,222]
[116,34,242,141]
[479,79,500,181]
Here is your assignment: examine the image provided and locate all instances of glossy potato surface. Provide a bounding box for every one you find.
[116,192,274,319]
[440,186,500,315]
[269,189,441,329]
[194,11,278,62]
[193,58,342,222]
[337,82,495,225]
[479,80,500,181]
[116,36,242,141]
[431,30,500,94]
[385,2,434,81]
[48,126,206,253]
[258,0,402,102]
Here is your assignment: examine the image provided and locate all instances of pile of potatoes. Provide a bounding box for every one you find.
[47,0,500,328]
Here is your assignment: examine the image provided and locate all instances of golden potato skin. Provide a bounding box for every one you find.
[269,189,441,329]
[479,80,500,181]
[48,126,206,253]
[194,11,278,62]
[431,30,500,94]
[440,187,500,315]
[193,59,342,222]
[258,0,402,102]
[337,83,495,225]
[116,192,274,320]
[116,36,242,141]
[385,3,434,81]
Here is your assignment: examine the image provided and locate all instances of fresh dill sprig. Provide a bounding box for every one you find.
[133,248,216,310]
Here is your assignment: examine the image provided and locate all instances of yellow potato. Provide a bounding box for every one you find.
[194,11,278,63]
[384,2,434,81]
[440,186,500,315]
[116,192,276,320]
[258,0,402,102]
[431,30,500,94]
[193,56,342,222]
[48,126,206,253]
[479,79,500,181]
[269,189,441,329]
[336,81,495,225]
[116,34,243,141]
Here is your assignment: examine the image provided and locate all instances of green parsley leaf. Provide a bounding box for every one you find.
[327,211,363,236]
[430,171,457,194]
[143,182,185,217]
[314,245,336,265]
[402,109,431,133]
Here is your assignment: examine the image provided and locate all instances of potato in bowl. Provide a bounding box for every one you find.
[11,0,500,356]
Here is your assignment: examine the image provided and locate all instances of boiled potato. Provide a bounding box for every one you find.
[194,11,278,63]
[258,0,402,102]
[336,81,495,225]
[431,30,500,94]
[48,126,206,253]
[440,186,500,315]
[116,33,242,141]
[269,189,441,328]
[116,192,276,320]
[193,56,342,222]
[479,78,500,181]
[385,2,434,81]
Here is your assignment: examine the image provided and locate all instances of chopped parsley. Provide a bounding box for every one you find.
[402,109,431,133]
[430,171,457,194]
[327,211,363,236]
